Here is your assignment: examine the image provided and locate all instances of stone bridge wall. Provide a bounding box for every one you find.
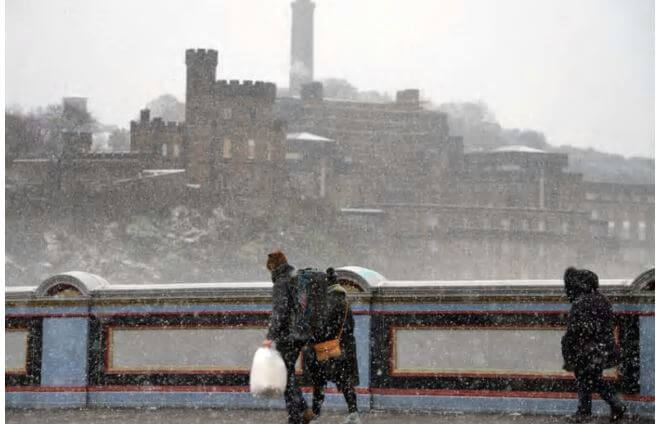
[5,268,654,417]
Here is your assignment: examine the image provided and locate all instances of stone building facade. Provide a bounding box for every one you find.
[276,86,463,206]
[583,182,655,275]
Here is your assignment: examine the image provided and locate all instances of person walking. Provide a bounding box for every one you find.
[262,250,314,424]
[561,267,627,423]
[303,267,361,424]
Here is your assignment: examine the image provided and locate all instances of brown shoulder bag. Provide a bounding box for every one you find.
[313,304,348,362]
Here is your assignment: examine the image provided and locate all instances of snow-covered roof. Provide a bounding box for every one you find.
[492,145,548,154]
[287,132,334,143]
[340,208,385,214]
[142,169,186,176]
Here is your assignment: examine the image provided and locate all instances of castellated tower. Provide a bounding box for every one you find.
[184,48,286,196]
[185,48,218,125]
[289,0,315,96]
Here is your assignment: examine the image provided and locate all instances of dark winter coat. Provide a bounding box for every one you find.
[561,268,619,371]
[266,263,298,343]
[304,284,360,388]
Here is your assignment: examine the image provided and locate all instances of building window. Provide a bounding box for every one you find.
[173,143,180,158]
[638,221,646,241]
[501,219,511,231]
[247,139,256,160]
[522,219,530,231]
[223,138,232,159]
[161,144,167,157]
[426,215,438,231]
[482,216,491,229]
[608,221,616,237]
[286,152,302,160]
[266,142,273,161]
[562,221,569,235]
[222,108,232,120]
[585,192,597,201]
[537,220,546,232]
[622,220,631,239]
[591,210,599,220]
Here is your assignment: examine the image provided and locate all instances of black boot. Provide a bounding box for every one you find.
[610,404,627,423]
[311,388,324,417]
[566,413,592,423]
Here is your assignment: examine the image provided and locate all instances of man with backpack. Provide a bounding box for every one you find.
[263,250,315,424]
[561,267,626,423]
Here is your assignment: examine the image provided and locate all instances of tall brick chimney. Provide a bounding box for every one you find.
[289,0,315,96]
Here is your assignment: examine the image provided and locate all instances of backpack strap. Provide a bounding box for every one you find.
[336,301,349,339]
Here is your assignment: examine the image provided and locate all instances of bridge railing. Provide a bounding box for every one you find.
[5,268,654,417]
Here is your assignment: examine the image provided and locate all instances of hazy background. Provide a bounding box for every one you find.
[5,0,655,158]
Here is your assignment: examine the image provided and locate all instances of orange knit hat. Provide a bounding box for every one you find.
[266,250,288,271]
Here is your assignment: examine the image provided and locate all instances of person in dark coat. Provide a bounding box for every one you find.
[263,250,314,424]
[561,267,626,423]
[303,268,361,424]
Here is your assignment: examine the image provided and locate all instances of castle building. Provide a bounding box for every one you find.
[5,0,653,282]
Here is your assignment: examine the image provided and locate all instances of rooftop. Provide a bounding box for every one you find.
[287,132,335,143]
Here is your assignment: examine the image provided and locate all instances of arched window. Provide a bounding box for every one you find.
[247,139,256,160]
[173,143,180,158]
[223,138,232,159]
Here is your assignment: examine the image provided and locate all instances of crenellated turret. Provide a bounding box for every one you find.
[185,48,219,123]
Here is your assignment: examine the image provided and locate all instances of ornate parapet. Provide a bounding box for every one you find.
[5,268,654,416]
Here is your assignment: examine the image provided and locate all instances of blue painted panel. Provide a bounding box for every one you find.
[371,303,570,312]
[7,305,88,316]
[87,391,370,410]
[370,303,654,314]
[371,395,653,417]
[6,392,86,408]
[353,315,370,388]
[41,318,88,386]
[639,316,655,396]
[88,391,286,409]
[91,303,271,315]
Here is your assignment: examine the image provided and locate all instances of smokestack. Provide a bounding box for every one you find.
[289,0,315,96]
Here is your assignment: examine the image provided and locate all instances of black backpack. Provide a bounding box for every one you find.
[291,268,329,342]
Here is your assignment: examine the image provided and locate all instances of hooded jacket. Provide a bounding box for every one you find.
[266,263,298,343]
[304,282,360,387]
[561,267,619,370]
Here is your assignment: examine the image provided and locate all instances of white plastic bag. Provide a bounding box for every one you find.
[249,346,287,397]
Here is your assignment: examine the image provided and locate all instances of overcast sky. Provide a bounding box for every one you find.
[5,0,655,158]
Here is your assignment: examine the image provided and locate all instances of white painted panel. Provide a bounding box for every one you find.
[109,327,267,372]
[6,330,28,372]
[394,327,616,377]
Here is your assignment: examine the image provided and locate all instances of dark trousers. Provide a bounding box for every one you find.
[574,365,623,415]
[312,383,358,415]
[276,341,308,424]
